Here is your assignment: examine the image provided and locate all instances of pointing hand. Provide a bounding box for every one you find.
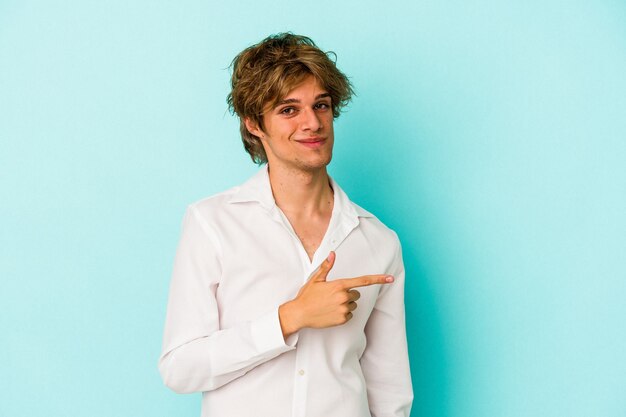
[279,251,394,339]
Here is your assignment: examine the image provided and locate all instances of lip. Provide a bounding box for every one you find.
[295,137,327,148]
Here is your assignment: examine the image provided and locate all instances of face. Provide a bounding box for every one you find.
[245,76,335,173]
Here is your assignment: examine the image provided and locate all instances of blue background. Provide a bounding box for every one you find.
[1,1,625,416]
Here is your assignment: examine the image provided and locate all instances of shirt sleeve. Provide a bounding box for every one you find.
[158,206,296,394]
[361,234,414,417]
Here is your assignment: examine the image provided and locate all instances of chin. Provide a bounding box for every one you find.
[298,155,332,171]
[267,150,333,173]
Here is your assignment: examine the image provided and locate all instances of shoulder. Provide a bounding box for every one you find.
[177,185,245,238]
[351,201,401,250]
[188,186,240,216]
[331,176,401,251]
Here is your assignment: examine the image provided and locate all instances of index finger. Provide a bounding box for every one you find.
[335,274,394,289]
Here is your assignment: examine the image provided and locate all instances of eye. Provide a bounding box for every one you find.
[314,102,331,111]
[279,106,297,115]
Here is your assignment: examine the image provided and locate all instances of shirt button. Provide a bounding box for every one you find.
[298,369,305,376]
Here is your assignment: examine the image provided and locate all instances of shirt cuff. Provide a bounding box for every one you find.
[250,308,298,354]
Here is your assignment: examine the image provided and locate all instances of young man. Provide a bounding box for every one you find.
[159,33,413,417]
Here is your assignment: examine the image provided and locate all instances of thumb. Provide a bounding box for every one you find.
[311,251,336,282]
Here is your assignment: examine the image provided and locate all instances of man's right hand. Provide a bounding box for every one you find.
[278,251,394,339]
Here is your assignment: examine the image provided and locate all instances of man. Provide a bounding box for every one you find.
[159,33,413,417]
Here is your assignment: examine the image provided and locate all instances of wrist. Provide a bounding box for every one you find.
[279,300,303,340]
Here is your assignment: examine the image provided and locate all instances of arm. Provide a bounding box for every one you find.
[361,236,414,417]
[158,206,294,394]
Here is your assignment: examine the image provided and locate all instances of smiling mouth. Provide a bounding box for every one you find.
[295,137,327,148]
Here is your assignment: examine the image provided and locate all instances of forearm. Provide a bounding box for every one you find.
[159,308,294,393]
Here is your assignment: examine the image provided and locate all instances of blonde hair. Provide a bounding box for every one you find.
[227,33,354,164]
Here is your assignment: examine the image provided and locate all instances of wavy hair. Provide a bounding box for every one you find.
[227,33,354,164]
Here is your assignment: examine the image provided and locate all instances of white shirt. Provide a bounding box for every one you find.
[159,167,413,417]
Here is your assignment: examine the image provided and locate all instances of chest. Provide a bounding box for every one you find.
[213,208,386,328]
[289,215,329,261]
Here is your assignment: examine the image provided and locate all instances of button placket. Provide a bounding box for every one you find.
[292,329,310,417]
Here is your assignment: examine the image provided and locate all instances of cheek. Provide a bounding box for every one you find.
[278,120,298,135]
[325,116,335,132]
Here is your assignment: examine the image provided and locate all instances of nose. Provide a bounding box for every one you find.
[300,107,322,132]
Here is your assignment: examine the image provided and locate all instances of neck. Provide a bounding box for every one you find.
[267,164,333,218]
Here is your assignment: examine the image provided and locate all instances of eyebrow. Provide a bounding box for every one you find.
[276,93,331,106]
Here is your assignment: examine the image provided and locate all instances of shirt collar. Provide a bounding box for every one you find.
[228,165,374,219]
[227,166,276,210]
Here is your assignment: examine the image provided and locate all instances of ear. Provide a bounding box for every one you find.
[244,117,264,139]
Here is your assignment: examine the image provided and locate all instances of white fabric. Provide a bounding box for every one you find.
[159,167,413,417]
